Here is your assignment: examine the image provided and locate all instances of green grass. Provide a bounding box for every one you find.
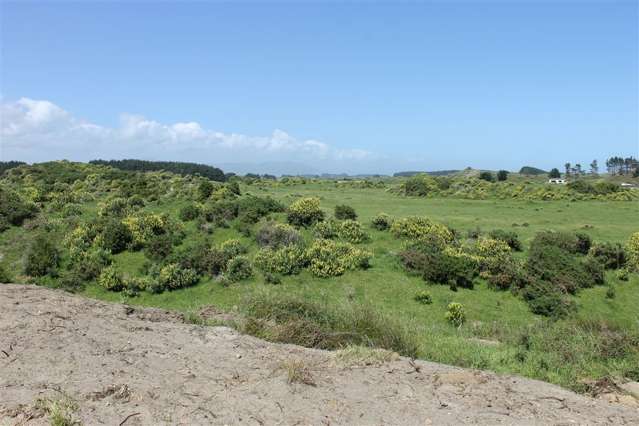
[2,182,638,392]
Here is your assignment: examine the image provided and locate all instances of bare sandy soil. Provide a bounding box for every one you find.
[1,284,638,425]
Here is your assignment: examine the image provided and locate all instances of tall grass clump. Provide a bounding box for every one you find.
[239,291,419,358]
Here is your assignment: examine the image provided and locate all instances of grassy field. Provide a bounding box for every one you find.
[68,182,639,392]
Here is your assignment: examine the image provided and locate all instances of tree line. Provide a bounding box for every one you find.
[89,159,226,181]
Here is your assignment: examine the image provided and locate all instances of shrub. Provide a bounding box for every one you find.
[582,257,605,286]
[390,216,453,243]
[402,174,438,196]
[485,257,528,290]
[263,272,282,285]
[616,268,629,281]
[100,219,133,254]
[548,168,561,178]
[0,264,12,283]
[488,229,522,251]
[256,222,301,248]
[606,286,616,299]
[478,171,494,182]
[240,292,419,357]
[626,231,639,271]
[521,280,574,318]
[97,266,124,291]
[337,220,369,244]
[56,269,86,292]
[445,303,465,327]
[530,231,582,254]
[334,204,357,220]
[399,239,478,288]
[24,234,60,277]
[526,244,596,294]
[220,239,247,259]
[158,263,199,290]
[179,204,201,221]
[575,233,592,255]
[588,242,627,269]
[313,220,338,239]
[371,213,393,231]
[414,290,432,304]
[145,234,174,261]
[287,197,325,227]
[97,197,132,218]
[226,256,253,282]
[255,246,307,275]
[122,213,172,248]
[0,187,37,228]
[71,247,112,281]
[305,239,371,278]
[497,170,509,181]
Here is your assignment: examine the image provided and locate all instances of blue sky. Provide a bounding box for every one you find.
[1,1,637,174]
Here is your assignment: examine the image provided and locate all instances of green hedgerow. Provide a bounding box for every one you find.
[445,302,465,327]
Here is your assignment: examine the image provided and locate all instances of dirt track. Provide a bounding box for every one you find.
[1,284,638,425]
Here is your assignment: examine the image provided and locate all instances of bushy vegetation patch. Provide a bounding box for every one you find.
[226,256,253,282]
[306,239,371,277]
[371,212,393,230]
[240,291,419,357]
[0,186,37,231]
[334,204,358,220]
[390,216,453,243]
[24,234,60,277]
[336,220,369,244]
[588,242,627,269]
[254,245,307,275]
[488,229,522,251]
[287,197,325,227]
[626,232,639,272]
[256,222,301,248]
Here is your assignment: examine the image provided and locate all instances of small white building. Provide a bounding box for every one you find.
[548,178,567,184]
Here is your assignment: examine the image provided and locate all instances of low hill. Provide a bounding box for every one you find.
[519,166,547,175]
[394,170,461,177]
[2,284,637,425]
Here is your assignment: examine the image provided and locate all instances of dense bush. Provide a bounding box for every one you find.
[220,239,248,259]
[240,292,419,357]
[414,290,432,304]
[97,266,124,291]
[313,220,338,239]
[530,231,582,254]
[588,242,627,269]
[334,204,358,220]
[575,233,592,255]
[305,239,371,277]
[287,197,325,227]
[256,222,301,248]
[71,247,112,281]
[371,213,393,231]
[337,220,369,244]
[488,229,522,251]
[626,232,639,272]
[0,264,11,283]
[402,174,438,196]
[24,234,60,277]
[399,238,478,289]
[478,171,494,182]
[226,256,254,281]
[473,238,512,272]
[0,186,37,230]
[122,213,173,248]
[158,263,199,290]
[145,234,174,261]
[390,216,453,243]
[521,280,574,318]
[255,245,307,275]
[497,170,509,181]
[100,219,133,254]
[445,302,465,327]
[179,204,201,221]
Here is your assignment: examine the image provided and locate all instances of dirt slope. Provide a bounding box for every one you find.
[1,284,638,425]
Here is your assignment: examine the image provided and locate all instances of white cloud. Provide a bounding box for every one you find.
[0,97,374,170]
